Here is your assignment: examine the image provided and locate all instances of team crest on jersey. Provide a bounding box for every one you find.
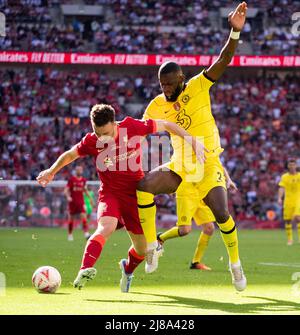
[173,102,181,111]
[181,95,190,104]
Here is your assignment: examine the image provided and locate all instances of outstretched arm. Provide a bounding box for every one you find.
[155,120,208,164]
[205,2,248,82]
[36,146,80,187]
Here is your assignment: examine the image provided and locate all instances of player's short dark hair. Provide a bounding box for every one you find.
[158,61,182,77]
[90,104,115,127]
[287,158,296,164]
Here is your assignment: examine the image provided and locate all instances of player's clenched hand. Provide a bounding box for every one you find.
[36,169,55,187]
[192,138,208,164]
[228,2,247,32]
[226,178,238,193]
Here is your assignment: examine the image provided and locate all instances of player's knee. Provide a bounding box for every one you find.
[179,226,192,236]
[213,208,230,223]
[203,223,215,236]
[95,223,114,239]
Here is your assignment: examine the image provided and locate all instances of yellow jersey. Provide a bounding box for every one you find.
[143,70,223,163]
[278,172,300,206]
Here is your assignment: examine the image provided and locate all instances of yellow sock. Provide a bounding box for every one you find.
[159,227,180,242]
[218,216,239,264]
[285,223,293,242]
[137,190,157,248]
[298,223,300,242]
[192,232,211,264]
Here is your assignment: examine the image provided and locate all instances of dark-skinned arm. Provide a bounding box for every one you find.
[205,2,248,82]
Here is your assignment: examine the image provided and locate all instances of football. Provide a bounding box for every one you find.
[32,266,61,294]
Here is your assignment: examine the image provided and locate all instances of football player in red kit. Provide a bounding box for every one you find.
[65,165,94,241]
[36,104,206,292]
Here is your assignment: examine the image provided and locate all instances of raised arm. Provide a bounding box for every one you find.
[155,120,208,164]
[36,146,80,187]
[205,2,248,82]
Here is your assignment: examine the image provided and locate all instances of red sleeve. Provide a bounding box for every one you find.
[76,133,95,157]
[130,118,157,136]
[67,177,73,188]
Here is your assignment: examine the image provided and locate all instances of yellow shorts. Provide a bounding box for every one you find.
[283,203,300,221]
[164,155,227,199]
[176,189,215,226]
[171,156,226,226]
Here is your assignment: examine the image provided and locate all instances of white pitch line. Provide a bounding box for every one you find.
[259,262,300,268]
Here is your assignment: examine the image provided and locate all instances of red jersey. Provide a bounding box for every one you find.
[76,117,156,194]
[67,175,87,205]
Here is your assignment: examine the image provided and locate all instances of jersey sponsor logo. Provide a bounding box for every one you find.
[175,109,192,130]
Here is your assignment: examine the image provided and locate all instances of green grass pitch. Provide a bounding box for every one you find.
[1,227,300,315]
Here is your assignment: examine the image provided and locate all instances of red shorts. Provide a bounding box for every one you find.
[97,192,143,235]
[68,202,86,215]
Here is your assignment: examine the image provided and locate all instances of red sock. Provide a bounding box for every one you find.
[125,247,145,274]
[68,220,74,234]
[80,234,106,270]
[82,217,88,233]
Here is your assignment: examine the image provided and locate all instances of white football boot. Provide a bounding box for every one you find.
[119,259,134,293]
[230,260,247,292]
[145,242,164,273]
[73,267,97,290]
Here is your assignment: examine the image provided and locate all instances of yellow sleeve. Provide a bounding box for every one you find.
[278,175,286,188]
[143,99,161,121]
[188,70,215,92]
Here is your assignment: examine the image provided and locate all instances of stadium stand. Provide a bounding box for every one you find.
[0,0,299,54]
[0,1,299,227]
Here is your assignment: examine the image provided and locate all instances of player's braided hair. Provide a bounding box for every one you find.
[90,104,115,127]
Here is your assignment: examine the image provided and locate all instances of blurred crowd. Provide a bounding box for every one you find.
[0,0,299,55]
[1,67,300,224]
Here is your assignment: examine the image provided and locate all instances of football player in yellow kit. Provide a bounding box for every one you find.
[137,2,248,291]
[278,158,300,245]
